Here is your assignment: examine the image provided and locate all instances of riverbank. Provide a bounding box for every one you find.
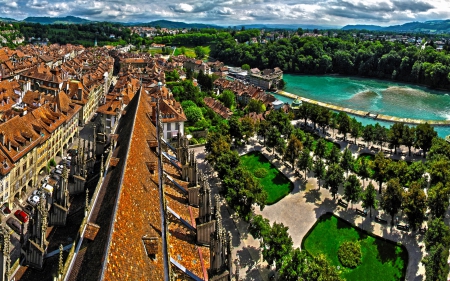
[277,90,450,126]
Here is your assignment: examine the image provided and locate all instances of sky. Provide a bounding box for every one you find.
[2,0,450,27]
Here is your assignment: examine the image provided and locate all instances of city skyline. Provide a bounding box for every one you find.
[1,0,450,27]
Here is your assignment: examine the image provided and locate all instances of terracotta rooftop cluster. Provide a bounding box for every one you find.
[214,77,276,108]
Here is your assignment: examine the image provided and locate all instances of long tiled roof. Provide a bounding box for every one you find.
[70,86,209,280]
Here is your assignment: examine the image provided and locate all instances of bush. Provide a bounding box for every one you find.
[189,138,199,145]
[254,168,269,178]
[181,100,197,109]
[185,106,203,123]
[338,241,362,268]
[49,158,56,167]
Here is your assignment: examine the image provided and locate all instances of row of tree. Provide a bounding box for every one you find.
[205,123,267,220]
[211,34,450,89]
[295,103,437,157]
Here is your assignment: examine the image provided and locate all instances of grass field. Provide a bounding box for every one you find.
[173,46,210,58]
[303,213,408,281]
[240,151,293,204]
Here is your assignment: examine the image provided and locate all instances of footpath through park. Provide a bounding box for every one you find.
[193,126,433,281]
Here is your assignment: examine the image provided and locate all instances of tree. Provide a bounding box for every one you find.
[241,116,256,143]
[218,89,235,108]
[228,116,244,145]
[266,126,281,154]
[305,254,343,281]
[359,157,372,187]
[214,150,240,179]
[362,124,375,147]
[388,123,404,154]
[313,158,326,189]
[373,152,390,193]
[362,182,378,217]
[248,214,270,239]
[298,103,311,126]
[427,182,450,219]
[298,148,313,179]
[402,125,416,156]
[247,99,265,114]
[275,135,287,156]
[222,166,267,220]
[241,63,250,70]
[350,118,362,144]
[185,106,204,123]
[194,46,206,59]
[403,181,427,231]
[374,123,388,150]
[205,131,231,166]
[425,218,450,251]
[344,174,362,209]
[279,248,307,281]
[260,221,293,270]
[337,112,351,141]
[324,163,345,199]
[422,243,449,281]
[258,120,270,144]
[284,135,303,167]
[341,148,354,177]
[314,138,327,159]
[415,122,437,157]
[327,145,341,165]
[381,178,404,225]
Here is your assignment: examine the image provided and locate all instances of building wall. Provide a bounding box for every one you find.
[163,122,184,141]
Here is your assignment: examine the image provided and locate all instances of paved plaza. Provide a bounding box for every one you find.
[192,130,434,281]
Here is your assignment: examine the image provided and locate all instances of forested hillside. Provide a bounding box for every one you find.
[210,35,450,89]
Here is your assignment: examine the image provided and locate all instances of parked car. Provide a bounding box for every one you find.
[6,218,22,234]
[56,164,64,170]
[23,205,33,216]
[51,174,60,181]
[14,210,29,223]
[1,205,11,215]
[27,195,39,206]
[41,175,50,184]
[42,183,53,194]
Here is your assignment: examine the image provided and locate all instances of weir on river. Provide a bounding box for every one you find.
[277,90,450,126]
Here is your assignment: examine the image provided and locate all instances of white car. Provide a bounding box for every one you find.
[27,195,40,206]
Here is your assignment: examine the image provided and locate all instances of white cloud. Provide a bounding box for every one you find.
[0,0,443,26]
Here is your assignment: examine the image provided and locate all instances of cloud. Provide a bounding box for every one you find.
[0,0,442,26]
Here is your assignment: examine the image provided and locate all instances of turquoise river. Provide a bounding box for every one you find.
[272,74,450,138]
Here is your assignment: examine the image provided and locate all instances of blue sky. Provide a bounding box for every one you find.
[3,0,450,26]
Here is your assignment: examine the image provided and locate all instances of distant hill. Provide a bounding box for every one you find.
[342,25,384,31]
[236,24,341,30]
[23,16,92,24]
[0,17,18,23]
[343,20,450,33]
[130,20,222,29]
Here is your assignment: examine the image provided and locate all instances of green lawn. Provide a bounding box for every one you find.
[240,151,293,204]
[173,46,210,58]
[303,213,408,281]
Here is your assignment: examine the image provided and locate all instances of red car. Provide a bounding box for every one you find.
[14,210,28,223]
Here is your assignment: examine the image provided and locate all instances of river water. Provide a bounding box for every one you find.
[272,74,450,138]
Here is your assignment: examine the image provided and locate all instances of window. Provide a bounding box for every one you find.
[167,123,171,131]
